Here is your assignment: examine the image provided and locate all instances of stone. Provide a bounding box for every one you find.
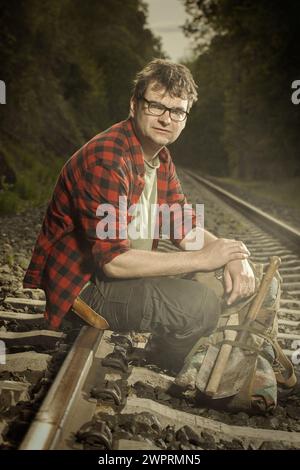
[0,351,51,372]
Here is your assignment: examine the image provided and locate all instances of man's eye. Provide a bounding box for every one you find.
[152,103,165,111]
[172,109,185,117]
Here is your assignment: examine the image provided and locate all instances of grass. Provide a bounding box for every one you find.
[0,140,65,215]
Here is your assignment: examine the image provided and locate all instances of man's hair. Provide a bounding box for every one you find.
[132,58,198,109]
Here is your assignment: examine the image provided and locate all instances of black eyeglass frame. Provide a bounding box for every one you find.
[139,97,189,122]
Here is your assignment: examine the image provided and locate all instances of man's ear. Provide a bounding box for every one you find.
[129,97,137,118]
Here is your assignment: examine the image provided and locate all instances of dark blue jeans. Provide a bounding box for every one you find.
[78,274,221,370]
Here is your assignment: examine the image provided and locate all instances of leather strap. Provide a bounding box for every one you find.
[272,338,297,388]
[72,296,110,329]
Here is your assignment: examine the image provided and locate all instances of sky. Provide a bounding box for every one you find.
[144,0,194,61]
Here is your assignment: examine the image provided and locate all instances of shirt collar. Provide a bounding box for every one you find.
[145,154,160,170]
[123,118,168,175]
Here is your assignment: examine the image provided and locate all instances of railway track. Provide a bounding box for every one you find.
[1,168,300,451]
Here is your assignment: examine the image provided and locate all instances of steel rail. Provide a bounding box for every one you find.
[19,326,104,450]
[184,170,300,254]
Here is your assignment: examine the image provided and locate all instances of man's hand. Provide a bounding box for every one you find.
[197,238,250,271]
[224,259,255,305]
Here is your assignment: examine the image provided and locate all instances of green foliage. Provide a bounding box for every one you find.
[0,0,163,214]
[171,48,228,175]
[0,139,69,214]
[177,0,300,179]
[0,188,20,215]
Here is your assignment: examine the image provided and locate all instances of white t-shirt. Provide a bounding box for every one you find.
[128,155,160,250]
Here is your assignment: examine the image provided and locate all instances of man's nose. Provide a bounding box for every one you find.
[158,110,172,125]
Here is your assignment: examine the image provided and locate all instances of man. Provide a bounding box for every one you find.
[24,59,254,370]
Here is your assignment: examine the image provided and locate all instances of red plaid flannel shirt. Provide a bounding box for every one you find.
[23,118,196,328]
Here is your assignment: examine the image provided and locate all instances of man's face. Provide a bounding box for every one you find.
[130,82,189,154]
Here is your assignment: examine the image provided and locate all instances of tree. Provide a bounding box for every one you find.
[177,0,300,178]
[0,0,163,213]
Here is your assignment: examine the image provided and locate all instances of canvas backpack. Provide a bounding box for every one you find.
[175,258,297,413]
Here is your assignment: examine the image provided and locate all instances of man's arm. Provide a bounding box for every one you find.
[179,227,217,251]
[103,238,250,278]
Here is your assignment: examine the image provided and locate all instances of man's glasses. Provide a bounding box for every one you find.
[140,97,189,122]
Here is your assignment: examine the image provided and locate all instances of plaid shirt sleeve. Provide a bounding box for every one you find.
[75,162,131,270]
[165,158,197,248]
